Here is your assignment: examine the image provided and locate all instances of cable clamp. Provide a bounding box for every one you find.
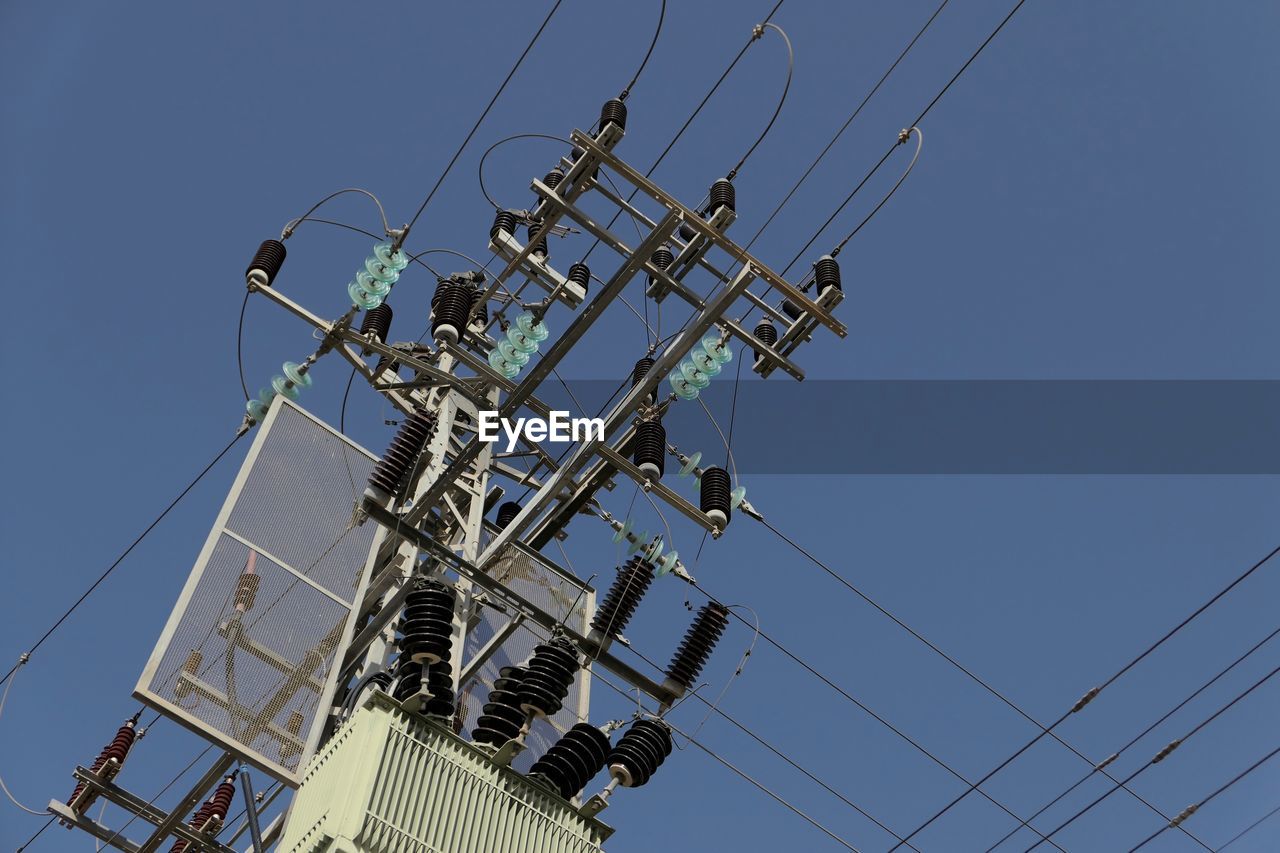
[17,652,30,665]
[1152,739,1182,763]
[1071,685,1101,713]
[1094,752,1118,771]
[1169,803,1197,827]
[898,128,911,145]
[751,23,765,40]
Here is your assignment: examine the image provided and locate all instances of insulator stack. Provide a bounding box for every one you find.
[491,209,519,240]
[666,602,730,690]
[753,319,778,364]
[488,311,549,379]
[245,239,287,288]
[591,556,655,638]
[470,288,488,327]
[373,353,398,377]
[648,247,674,287]
[669,334,733,401]
[600,98,627,131]
[360,302,394,348]
[527,220,549,259]
[366,406,437,502]
[632,355,656,404]
[67,716,139,810]
[472,665,528,747]
[633,418,666,480]
[495,501,522,530]
[530,723,611,800]
[246,358,314,422]
[542,169,564,192]
[708,178,736,214]
[348,242,409,310]
[393,657,456,718]
[170,774,237,853]
[518,636,579,718]
[234,570,259,612]
[781,299,803,321]
[431,280,472,346]
[699,465,732,528]
[607,719,673,788]
[567,262,590,295]
[814,254,842,294]
[400,578,456,664]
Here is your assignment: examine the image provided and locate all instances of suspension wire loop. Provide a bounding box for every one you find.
[236,291,251,402]
[0,431,247,689]
[280,188,391,240]
[685,582,1066,851]
[725,22,793,182]
[743,0,950,250]
[404,0,564,236]
[761,517,1208,851]
[829,125,922,257]
[1127,743,1280,853]
[587,664,863,852]
[986,624,1280,852]
[1023,662,1280,852]
[285,217,446,279]
[0,662,50,816]
[1218,801,1280,850]
[619,0,666,100]
[890,540,1280,851]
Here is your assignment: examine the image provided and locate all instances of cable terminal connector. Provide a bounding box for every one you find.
[1094,752,1118,772]
[1169,803,1198,827]
[751,23,765,40]
[898,128,911,144]
[1071,685,1100,713]
[1151,739,1182,763]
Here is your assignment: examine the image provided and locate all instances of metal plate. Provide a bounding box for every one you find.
[135,398,381,785]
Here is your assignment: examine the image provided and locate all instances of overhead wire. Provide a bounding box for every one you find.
[889,540,1280,850]
[618,0,666,101]
[1218,800,1280,850]
[724,22,793,182]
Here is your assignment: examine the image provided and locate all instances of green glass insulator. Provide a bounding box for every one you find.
[678,451,702,477]
[364,254,400,285]
[348,280,383,309]
[657,550,680,577]
[730,485,747,508]
[627,530,650,555]
[669,372,700,400]
[507,326,539,355]
[488,349,520,379]
[373,242,409,272]
[516,311,550,342]
[282,361,312,389]
[258,388,276,406]
[272,374,300,401]
[246,398,269,420]
[612,518,633,545]
[497,340,530,366]
[356,270,391,298]
[679,360,712,390]
[701,335,733,365]
[689,348,722,377]
[644,537,664,563]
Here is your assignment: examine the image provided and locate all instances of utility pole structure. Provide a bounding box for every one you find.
[51,96,845,852]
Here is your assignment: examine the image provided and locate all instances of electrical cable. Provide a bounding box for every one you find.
[985,624,1280,851]
[1218,801,1280,850]
[1024,662,1280,851]
[405,0,564,235]
[0,431,246,689]
[280,188,390,240]
[0,663,49,816]
[14,815,54,852]
[236,292,250,402]
[725,22,793,182]
[759,515,1208,849]
[890,540,1280,850]
[684,580,1066,851]
[618,0,666,100]
[829,125,922,257]
[99,744,215,852]
[1127,743,1280,853]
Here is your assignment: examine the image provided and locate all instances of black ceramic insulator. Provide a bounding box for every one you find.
[600,98,627,131]
[360,303,394,344]
[543,169,564,190]
[367,407,436,500]
[699,465,732,527]
[469,287,488,326]
[608,719,673,788]
[708,178,736,214]
[633,419,666,480]
[632,356,655,390]
[666,602,730,690]
[246,239,286,287]
[393,658,456,717]
[431,281,471,345]
[591,555,655,638]
[651,247,674,271]
[530,723,612,799]
[495,501,522,530]
[781,299,803,321]
[472,665,528,747]
[490,209,519,240]
[814,254,842,293]
[373,354,398,377]
[753,319,778,363]
[400,578,456,664]
[68,719,137,807]
[518,636,579,718]
[234,571,259,611]
[527,221,549,258]
[679,222,698,242]
[567,262,590,295]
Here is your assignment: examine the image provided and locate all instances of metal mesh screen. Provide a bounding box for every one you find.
[458,540,593,773]
[136,400,380,784]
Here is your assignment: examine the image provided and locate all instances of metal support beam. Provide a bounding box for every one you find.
[137,753,237,853]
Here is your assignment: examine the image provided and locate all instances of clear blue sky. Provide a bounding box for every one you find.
[3,1,1278,851]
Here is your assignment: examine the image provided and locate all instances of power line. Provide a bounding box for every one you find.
[1024,661,1280,851]
[759,516,1209,850]
[985,624,1280,851]
[1218,801,1280,850]
[686,580,1067,851]
[404,0,564,234]
[890,540,1280,850]
[1,431,246,689]
[1127,743,1280,853]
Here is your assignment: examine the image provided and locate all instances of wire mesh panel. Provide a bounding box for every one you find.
[458,539,594,773]
[135,398,381,784]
